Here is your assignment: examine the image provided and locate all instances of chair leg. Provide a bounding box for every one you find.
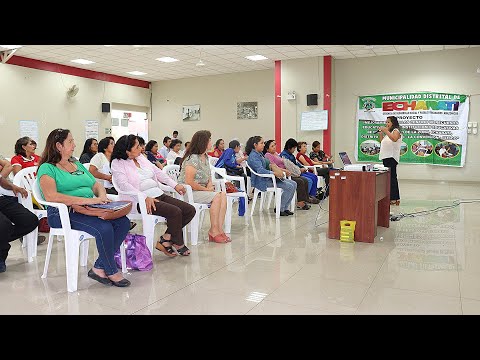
[224,197,233,234]
[26,229,37,263]
[79,239,89,267]
[243,194,249,223]
[41,233,55,278]
[275,189,282,219]
[120,242,127,273]
[182,226,188,245]
[199,211,205,230]
[259,191,265,211]
[64,237,80,293]
[251,188,260,216]
[290,191,297,212]
[143,222,155,256]
[190,214,200,245]
[266,192,273,210]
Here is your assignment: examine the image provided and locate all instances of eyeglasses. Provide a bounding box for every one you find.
[70,170,84,176]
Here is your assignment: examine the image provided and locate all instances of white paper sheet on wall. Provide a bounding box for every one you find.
[85,120,99,140]
[301,110,328,131]
[19,120,39,142]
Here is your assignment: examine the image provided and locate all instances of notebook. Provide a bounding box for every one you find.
[338,152,352,166]
[88,201,131,211]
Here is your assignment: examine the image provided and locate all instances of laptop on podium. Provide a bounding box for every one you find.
[338,152,352,166]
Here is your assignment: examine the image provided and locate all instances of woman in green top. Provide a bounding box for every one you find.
[37,129,131,288]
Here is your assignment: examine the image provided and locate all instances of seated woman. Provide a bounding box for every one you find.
[89,136,117,195]
[280,138,319,200]
[166,139,183,163]
[37,129,131,287]
[296,141,330,197]
[11,137,40,175]
[245,136,297,216]
[111,135,195,257]
[10,137,47,245]
[79,138,98,164]
[145,140,166,169]
[178,130,229,243]
[215,139,248,191]
[208,138,224,158]
[263,139,318,210]
[309,140,334,168]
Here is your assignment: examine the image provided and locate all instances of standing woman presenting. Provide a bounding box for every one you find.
[378,116,402,206]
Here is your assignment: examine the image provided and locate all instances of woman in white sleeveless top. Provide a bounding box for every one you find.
[378,116,402,206]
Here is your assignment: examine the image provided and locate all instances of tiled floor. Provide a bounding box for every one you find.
[2,179,480,315]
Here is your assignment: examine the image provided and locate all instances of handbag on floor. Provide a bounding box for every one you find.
[114,233,153,271]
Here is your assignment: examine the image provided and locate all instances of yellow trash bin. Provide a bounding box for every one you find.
[339,220,356,243]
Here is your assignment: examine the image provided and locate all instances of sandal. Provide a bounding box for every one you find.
[175,245,191,256]
[155,236,177,257]
[221,233,232,242]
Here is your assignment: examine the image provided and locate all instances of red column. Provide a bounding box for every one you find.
[275,60,282,153]
[323,55,332,154]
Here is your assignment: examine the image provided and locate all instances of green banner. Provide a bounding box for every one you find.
[356,92,469,167]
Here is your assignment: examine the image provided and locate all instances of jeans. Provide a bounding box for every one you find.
[0,195,39,261]
[265,178,297,211]
[301,171,318,197]
[47,207,130,276]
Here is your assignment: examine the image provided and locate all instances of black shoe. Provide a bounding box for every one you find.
[285,210,294,215]
[87,268,113,286]
[110,278,131,287]
[307,196,320,204]
[0,259,6,273]
[279,211,289,216]
[297,203,311,210]
[316,192,325,199]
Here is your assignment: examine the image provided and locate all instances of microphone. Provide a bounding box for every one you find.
[375,129,381,133]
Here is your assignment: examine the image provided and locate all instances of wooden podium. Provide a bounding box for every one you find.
[328,170,390,243]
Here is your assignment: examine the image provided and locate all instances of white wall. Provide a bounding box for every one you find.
[150,70,274,149]
[0,63,150,158]
[281,57,325,151]
[334,47,480,182]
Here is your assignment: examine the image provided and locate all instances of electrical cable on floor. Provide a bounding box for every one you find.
[390,198,480,221]
[314,182,330,227]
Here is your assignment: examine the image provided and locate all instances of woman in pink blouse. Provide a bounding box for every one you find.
[263,140,318,210]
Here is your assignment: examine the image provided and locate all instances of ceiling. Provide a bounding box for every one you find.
[2,45,478,82]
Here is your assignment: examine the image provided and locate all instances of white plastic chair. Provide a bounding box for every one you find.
[241,163,252,196]
[163,164,209,245]
[209,166,248,234]
[111,176,178,256]
[31,178,127,293]
[208,156,219,167]
[246,161,283,218]
[12,166,44,262]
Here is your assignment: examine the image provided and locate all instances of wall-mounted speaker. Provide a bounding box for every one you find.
[102,102,111,113]
[306,94,318,106]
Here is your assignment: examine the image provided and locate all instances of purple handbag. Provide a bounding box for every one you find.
[114,233,153,271]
